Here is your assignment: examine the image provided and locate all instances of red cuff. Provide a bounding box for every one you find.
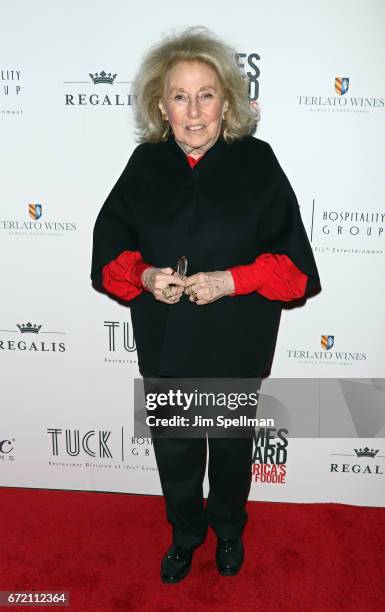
[227,253,308,301]
[102,250,153,301]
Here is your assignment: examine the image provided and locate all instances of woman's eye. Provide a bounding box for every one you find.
[174,94,186,101]
[202,92,213,98]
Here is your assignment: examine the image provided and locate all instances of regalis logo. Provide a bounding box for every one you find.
[287,334,367,366]
[0,321,66,352]
[297,76,384,113]
[330,447,384,475]
[354,447,379,458]
[64,69,132,107]
[17,322,42,334]
[89,71,117,85]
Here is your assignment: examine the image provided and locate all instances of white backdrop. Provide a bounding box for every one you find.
[1,0,384,506]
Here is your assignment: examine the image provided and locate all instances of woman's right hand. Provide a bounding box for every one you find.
[141,266,186,304]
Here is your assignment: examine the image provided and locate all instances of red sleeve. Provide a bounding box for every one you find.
[102,250,153,301]
[227,253,308,301]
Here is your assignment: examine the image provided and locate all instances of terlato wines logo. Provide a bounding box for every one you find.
[287,335,367,367]
[297,76,384,114]
[0,204,77,237]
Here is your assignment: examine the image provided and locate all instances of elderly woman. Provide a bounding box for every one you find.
[91,26,320,583]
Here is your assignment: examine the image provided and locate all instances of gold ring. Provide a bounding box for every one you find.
[191,290,198,301]
[162,285,173,299]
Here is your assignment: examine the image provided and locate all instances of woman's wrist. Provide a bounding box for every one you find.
[224,270,236,295]
[141,266,155,290]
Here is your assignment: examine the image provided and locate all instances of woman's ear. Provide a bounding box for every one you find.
[158,99,168,119]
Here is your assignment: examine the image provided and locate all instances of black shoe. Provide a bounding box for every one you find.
[161,544,195,583]
[216,537,244,576]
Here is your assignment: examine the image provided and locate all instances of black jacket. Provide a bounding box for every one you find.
[91,133,320,377]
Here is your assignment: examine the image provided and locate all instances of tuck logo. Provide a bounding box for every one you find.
[47,428,113,459]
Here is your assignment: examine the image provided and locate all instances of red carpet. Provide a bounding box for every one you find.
[0,487,384,611]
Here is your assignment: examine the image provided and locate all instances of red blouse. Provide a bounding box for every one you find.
[101,153,308,302]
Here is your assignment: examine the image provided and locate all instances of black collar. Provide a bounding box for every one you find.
[166,131,228,176]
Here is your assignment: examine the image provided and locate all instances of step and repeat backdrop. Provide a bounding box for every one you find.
[1,0,384,506]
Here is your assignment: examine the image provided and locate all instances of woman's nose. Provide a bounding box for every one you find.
[187,98,200,117]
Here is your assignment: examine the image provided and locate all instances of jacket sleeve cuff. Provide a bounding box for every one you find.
[227,265,262,296]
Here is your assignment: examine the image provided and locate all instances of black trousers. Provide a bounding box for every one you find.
[141,370,261,549]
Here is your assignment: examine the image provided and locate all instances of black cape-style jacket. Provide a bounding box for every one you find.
[91,133,321,377]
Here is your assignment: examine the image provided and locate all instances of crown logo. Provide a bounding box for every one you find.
[17,322,42,334]
[89,71,117,85]
[354,447,379,458]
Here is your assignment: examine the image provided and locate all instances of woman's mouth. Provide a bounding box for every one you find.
[186,125,205,132]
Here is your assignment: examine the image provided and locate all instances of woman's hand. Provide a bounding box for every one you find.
[184,271,235,305]
[141,266,186,304]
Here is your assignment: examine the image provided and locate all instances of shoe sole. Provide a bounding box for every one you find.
[216,561,243,576]
[161,563,192,584]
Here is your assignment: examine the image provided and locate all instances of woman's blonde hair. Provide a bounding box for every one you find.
[132,25,259,143]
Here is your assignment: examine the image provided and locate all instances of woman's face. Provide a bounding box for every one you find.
[158,60,229,159]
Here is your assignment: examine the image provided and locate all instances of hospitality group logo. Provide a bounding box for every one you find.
[251,427,288,485]
[329,446,384,475]
[287,335,367,367]
[0,204,77,237]
[0,321,66,353]
[64,69,132,107]
[310,202,384,256]
[297,76,384,114]
[1,68,23,117]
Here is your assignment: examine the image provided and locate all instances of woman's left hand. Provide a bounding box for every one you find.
[184,271,235,305]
